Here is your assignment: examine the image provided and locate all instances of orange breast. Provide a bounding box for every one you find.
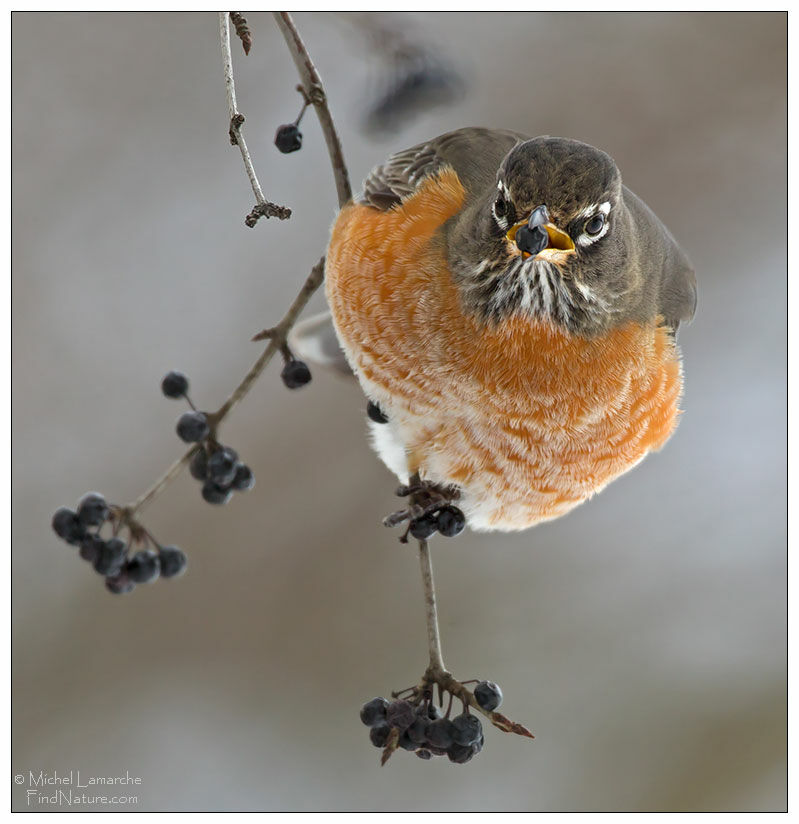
[325,169,684,530]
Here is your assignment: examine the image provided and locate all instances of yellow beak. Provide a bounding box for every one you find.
[506,220,576,260]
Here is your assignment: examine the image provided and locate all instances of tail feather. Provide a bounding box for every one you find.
[288,311,354,378]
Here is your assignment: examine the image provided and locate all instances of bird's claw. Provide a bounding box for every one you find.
[384,476,465,542]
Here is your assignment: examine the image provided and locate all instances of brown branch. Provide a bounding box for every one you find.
[125,12,353,519]
[219,11,291,225]
[273,12,352,208]
[418,539,445,672]
[128,257,325,519]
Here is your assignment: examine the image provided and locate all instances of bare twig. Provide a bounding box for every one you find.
[219,11,291,225]
[418,539,445,672]
[410,531,535,742]
[218,256,325,420]
[273,12,352,208]
[125,12,354,519]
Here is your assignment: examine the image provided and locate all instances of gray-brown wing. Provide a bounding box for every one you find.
[360,127,530,211]
[624,186,697,333]
[659,243,697,333]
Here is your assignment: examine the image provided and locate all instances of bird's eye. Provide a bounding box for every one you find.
[494,196,508,218]
[584,214,606,236]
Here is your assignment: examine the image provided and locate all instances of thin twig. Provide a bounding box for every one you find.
[217,256,325,421]
[418,539,445,672]
[219,12,291,225]
[129,447,198,516]
[273,12,352,208]
[122,12,354,519]
[127,258,325,517]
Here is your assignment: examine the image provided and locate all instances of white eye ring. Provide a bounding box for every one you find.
[491,195,510,230]
[576,207,611,247]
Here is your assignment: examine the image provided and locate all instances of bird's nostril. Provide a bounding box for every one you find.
[515,225,548,256]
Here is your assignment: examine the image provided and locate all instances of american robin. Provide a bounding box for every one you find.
[305,127,696,532]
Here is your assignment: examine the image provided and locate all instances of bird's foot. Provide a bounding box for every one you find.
[383,475,465,542]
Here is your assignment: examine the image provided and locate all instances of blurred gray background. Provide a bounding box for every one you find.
[12,12,785,812]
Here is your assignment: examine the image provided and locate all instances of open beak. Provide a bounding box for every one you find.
[506,205,575,262]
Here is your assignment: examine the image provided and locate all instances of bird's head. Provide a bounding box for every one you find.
[452,136,649,336]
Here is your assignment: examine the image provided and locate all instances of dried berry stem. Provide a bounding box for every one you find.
[413,536,535,741]
[420,668,535,740]
[219,12,291,224]
[273,12,352,208]
[229,12,252,55]
[418,538,446,673]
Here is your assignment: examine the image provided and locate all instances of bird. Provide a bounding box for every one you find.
[295,127,696,534]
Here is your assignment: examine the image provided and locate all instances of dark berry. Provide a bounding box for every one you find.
[158,545,187,579]
[161,370,189,399]
[436,505,466,538]
[105,537,127,560]
[51,507,84,545]
[407,715,430,745]
[176,411,209,443]
[416,749,432,760]
[451,712,482,746]
[189,449,208,481]
[409,513,438,541]
[79,534,104,563]
[201,480,232,505]
[105,572,135,595]
[366,400,388,424]
[369,725,391,748]
[360,697,389,728]
[76,492,109,527]
[474,680,503,711]
[426,703,443,721]
[473,734,485,755]
[385,699,415,732]
[280,359,311,389]
[231,463,255,491]
[207,447,238,486]
[447,742,476,764]
[126,550,160,584]
[426,718,455,749]
[398,731,418,751]
[93,538,127,576]
[426,745,449,757]
[515,223,549,257]
[274,123,302,153]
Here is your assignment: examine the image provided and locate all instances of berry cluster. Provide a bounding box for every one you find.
[359,679,503,765]
[189,443,255,505]
[161,371,256,506]
[51,492,187,595]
